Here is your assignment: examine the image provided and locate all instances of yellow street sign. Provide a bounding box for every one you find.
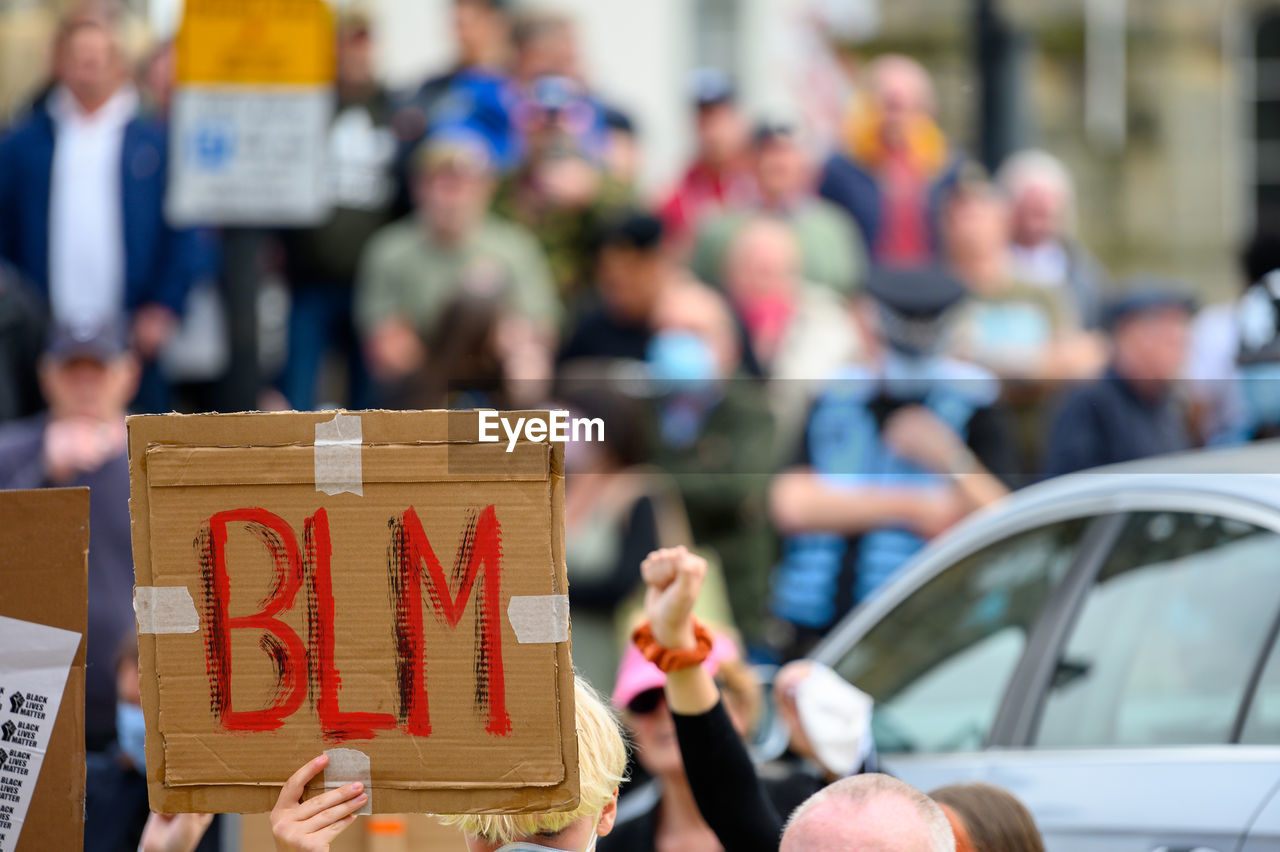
[175,0,335,86]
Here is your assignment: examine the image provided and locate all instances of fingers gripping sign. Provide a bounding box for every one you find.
[271,754,368,852]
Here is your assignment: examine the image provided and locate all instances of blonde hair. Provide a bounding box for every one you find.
[440,676,628,844]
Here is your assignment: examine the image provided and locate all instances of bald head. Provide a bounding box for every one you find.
[724,217,800,302]
[781,774,955,852]
[869,55,936,116]
[867,55,936,150]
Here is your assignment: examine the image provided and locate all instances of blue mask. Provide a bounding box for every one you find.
[646,331,718,394]
[116,701,147,772]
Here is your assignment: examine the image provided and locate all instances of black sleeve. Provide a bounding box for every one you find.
[672,700,783,852]
[965,403,1020,488]
[566,497,655,609]
[1042,389,1105,479]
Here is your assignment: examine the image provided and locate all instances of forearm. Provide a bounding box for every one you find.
[664,662,720,716]
[771,473,931,535]
[950,471,1008,510]
[672,699,783,852]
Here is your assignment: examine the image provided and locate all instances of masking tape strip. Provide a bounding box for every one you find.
[507,594,570,644]
[315,412,363,497]
[324,748,372,815]
[133,586,199,634]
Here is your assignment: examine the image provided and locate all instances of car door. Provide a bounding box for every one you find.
[1238,630,1280,851]
[817,517,1092,782]
[987,510,1280,852]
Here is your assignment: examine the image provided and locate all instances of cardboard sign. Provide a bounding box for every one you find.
[127,411,577,815]
[0,488,89,852]
[167,0,335,225]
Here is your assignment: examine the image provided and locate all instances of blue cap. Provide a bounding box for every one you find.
[689,68,735,109]
[1102,280,1197,331]
[414,123,494,174]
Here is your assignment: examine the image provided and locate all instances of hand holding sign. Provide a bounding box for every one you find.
[270,754,366,852]
[128,410,578,815]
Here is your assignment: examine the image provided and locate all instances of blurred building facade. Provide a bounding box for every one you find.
[850,0,1265,298]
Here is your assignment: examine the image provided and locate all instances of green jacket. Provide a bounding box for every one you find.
[649,380,778,643]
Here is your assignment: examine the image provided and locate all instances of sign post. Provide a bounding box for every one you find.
[167,0,336,226]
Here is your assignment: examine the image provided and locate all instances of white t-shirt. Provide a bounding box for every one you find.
[47,85,139,328]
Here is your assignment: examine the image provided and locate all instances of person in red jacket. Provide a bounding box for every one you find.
[658,69,756,251]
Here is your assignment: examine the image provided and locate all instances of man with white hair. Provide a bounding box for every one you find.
[997,149,1108,328]
[781,773,956,852]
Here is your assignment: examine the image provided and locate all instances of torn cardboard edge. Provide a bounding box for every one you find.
[127,410,578,816]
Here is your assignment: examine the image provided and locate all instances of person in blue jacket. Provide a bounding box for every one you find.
[768,267,1015,658]
[0,10,200,412]
[818,55,965,268]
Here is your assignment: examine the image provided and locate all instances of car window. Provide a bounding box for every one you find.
[1240,631,1280,745]
[1036,512,1280,749]
[832,518,1086,755]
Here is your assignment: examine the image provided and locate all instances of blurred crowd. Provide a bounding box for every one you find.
[4,1,1280,849]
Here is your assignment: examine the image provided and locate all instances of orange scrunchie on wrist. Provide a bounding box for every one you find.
[631,619,714,673]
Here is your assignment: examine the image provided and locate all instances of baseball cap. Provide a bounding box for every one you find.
[1102,281,1197,331]
[413,124,494,174]
[596,210,664,253]
[689,68,735,110]
[45,317,128,364]
[867,266,967,356]
[611,630,740,712]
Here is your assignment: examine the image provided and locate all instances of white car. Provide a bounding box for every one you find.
[803,443,1280,850]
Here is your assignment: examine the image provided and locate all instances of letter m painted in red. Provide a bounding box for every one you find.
[388,505,511,737]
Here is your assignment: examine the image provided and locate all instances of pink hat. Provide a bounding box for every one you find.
[611,631,740,710]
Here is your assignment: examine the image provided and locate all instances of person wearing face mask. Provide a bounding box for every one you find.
[768,267,1013,659]
[644,281,777,653]
[260,676,627,852]
[85,638,221,852]
[721,216,864,457]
